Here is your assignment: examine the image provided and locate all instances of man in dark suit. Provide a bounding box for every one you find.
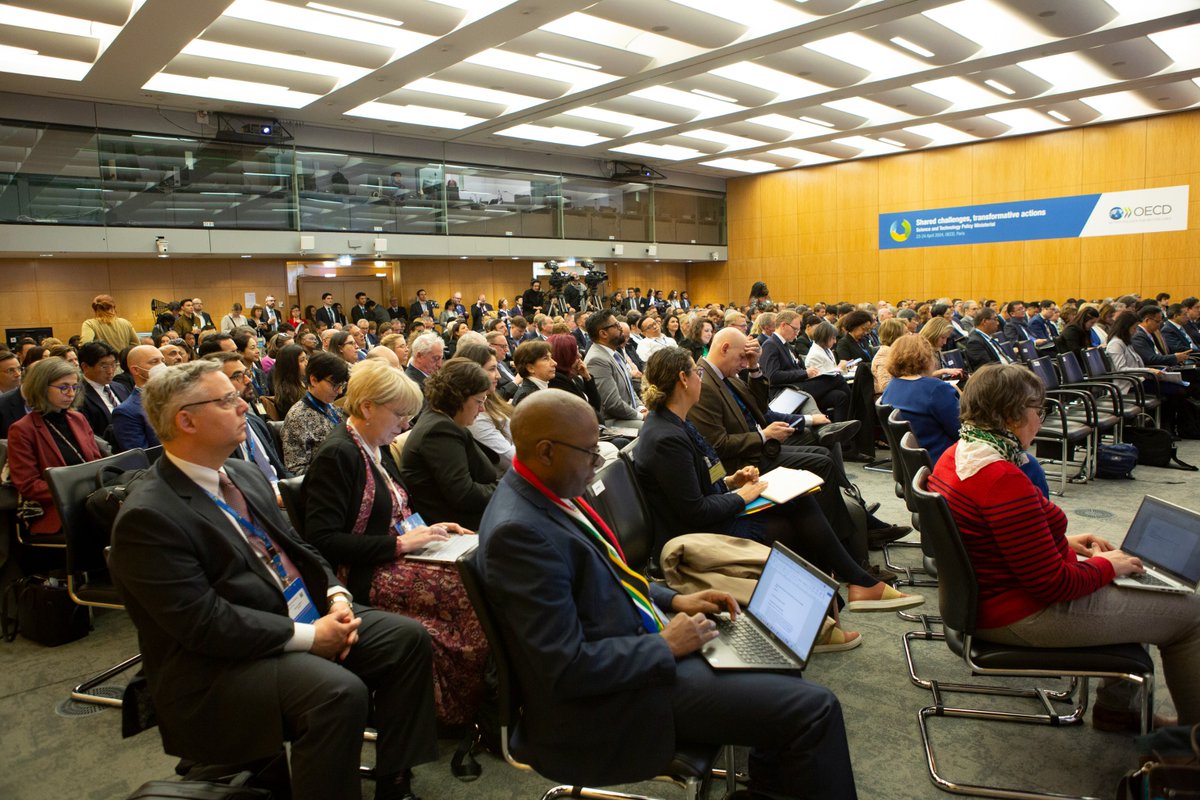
[261,295,284,334]
[209,353,292,485]
[316,292,341,328]
[760,310,850,420]
[572,310,591,356]
[621,288,640,314]
[1163,304,1199,354]
[469,293,493,332]
[964,309,1017,371]
[474,391,857,797]
[404,332,444,392]
[1181,297,1200,345]
[408,289,434,321]
[487,331,521,401]
[1027,300,1058,344]
[0,386,28,438]
[111,345,164,451]
[350,292,371,324]
[79,340,129,436]
[109,360,436,800]
[1002,301,1034,345]
[386,296,406,322]
[1133,306,1191,368]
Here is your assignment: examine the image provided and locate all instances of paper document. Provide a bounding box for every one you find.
[405,534,479,563]
[757,467,824,505]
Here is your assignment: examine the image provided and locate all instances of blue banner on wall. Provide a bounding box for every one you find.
[879,186,1188,249]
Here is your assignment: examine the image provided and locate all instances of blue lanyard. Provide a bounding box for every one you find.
[208,491,290,585]
[304,392,341,425]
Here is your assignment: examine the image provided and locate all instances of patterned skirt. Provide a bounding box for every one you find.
[369,558,489,726]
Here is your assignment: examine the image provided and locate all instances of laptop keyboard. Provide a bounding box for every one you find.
[714,617,793,665]
[1126,571,1174,588]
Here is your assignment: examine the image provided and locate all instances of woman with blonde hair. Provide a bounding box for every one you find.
[80,294,140,351]
[871,318,908,394]
[301,358,488,727]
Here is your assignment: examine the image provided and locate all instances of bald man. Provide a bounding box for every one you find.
[110,344,164,451]
[366,345,400,369]
[474,391,857,798]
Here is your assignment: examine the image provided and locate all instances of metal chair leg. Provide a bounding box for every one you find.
[71,653,142,707]
[883,541,939,587]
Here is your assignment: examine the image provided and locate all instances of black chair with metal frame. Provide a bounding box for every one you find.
[46,447,151,707]
[1026,357,1097,496]
[276,475,305,536]
[884,424,939,591]
[904,466,1155,800]
[456,552,734,800]
[1081,347,1161,427]
[875,402,902,500]
[587,455,657,578]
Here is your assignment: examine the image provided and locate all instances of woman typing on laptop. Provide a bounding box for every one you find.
[929,363,1200,729]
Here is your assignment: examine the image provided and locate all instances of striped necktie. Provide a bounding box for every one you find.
[513,458,662,633]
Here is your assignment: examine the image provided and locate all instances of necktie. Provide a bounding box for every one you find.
[723,378,759,432]
[243,424,277,483]
[103,385,119,411]
[612,351,638,404]
[217,472,301,591]
[987,334,1010,363]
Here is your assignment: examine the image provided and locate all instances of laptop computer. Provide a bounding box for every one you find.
[700,543,837,672]
[1112,496,1200,595]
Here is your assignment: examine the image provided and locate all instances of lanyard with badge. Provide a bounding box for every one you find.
[304,392,341,425]
[208,492,319,624]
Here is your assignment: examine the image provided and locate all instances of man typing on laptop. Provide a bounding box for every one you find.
[475,391,858,798]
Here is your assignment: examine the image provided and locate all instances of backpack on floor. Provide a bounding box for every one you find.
[1096,443,1139,479]
[1123,426,1198,472]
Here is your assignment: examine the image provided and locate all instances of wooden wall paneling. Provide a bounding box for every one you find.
[879,151,924,212]
[971,138,1026,202]
[923,245,970,298]
[835,159,878,209]
[685,262,730,306]
[1081,121,1146,185]
[1023,128,1082,197]
[1145,114,1200,178]
[922,146,972,205]
[1141,227,1198,261]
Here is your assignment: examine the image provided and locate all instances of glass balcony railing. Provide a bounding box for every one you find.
[0,120,725,245]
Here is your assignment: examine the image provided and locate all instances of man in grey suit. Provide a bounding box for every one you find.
[109,360,437,800]
[582,309,645,430]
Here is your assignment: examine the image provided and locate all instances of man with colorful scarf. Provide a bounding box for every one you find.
[474,390,858,798]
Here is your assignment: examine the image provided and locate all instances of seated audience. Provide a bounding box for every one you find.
[8,357,103,536]
[111,344,165,451]
[881,336,960,465]
[281,351,349,475]
[762,310,852,419]
[380,333,410,368]
[329,330,360,365]
[679,317,715,362]
[510,339,555,407]
[405,332,444,391]
[871,318,908,395]
[78,340,129,436]
[964,308,1017,370]
[1055,305,1100,360]
[455,342,515,469]
[302,359,487,726]
[635,316,673,363]
[930,363,1200,728]
[805,321,854,378]
[399,358,499,529]
[109,360,437,800]
[636,346,921,614]
[582,309,647,429]
[547,334,604,423]
[475,389,859,797]
[833,310,874,364]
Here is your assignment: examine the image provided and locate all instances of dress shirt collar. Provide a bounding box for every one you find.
[529,377,549,390]
[164,449,222,498]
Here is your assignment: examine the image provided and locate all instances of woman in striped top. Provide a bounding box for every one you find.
[930,363,1200,729]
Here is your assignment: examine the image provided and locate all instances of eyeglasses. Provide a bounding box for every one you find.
[688,365,706,379]
[49,383,80,394]
[325,378,348,393]
[547,439,606,468]
[97,360,118,371]
[228,370,247,382]
[180,390,242,411]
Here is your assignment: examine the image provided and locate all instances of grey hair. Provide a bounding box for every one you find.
[143,360,223,442]
[410,332,444,359]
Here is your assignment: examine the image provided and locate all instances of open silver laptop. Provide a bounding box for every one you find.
[1113,496,1200,595]
[701,543,837,672]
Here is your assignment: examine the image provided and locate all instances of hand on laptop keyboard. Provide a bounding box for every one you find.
[662,612,719,658]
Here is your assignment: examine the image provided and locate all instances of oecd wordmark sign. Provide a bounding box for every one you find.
[879,186,1189,250]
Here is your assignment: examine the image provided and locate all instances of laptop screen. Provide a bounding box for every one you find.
[747,545,837,662]
[1124,497,1200,583]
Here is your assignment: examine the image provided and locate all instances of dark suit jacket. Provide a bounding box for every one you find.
[1162,320,1197,353]
[229,412,293,481]
[687,364,804,470]
[111,388,161,451]
[572,328,591,356]
[834,334,871,364]
[1132,327,1177,367]
[7,410,103,534]
[110,458,341,762]
[316,305,341,327]
[1028,315,1057,341]
[409,300,433,320]
[1003,318,1033,343]
[398,411,498,530]
[350,304,370,324]
[301,424,402,600]
[760,334,809,386]
[964,329,1009,371]
[0,387,28,437]
[81,380,130,436]
[1055,323,1092,361]
[475,470,679,785]
[404,364,429,391]
[495,360,520,401]
[469,303,493,332]
[633,409,744,552]
[510,380,540,407]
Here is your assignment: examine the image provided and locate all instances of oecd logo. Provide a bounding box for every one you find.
[1109,207,1125,220]
[889,219,912,242]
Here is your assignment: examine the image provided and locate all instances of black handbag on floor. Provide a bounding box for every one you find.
[126,771,272,800]
[1123,425,1198,471]
[1,575,89,646]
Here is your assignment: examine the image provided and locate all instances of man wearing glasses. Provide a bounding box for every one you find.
[0,350,27,437]
[474,391,856,798]
[583,310,647,431]
[206,352,292,494]
[111,345,165,451]
[109,360,437,800]
[78,340,130,436]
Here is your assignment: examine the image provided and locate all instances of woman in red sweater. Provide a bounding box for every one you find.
[930,363,1200,729]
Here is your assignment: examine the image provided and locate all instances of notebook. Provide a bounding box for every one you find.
[700,543,837,672]
[757,466,823,504]
[1112,496,1200,594]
